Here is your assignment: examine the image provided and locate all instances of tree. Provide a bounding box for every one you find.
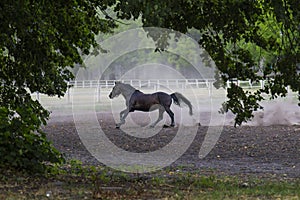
[112,0,300,126]
[0,0,116,171]
[1,0,299,172]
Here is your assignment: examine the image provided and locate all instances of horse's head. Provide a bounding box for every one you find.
[109,82,122,99]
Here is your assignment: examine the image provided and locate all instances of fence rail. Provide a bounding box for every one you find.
[32,79,272,103]
[68,79,266,89]
[68,79,216,89]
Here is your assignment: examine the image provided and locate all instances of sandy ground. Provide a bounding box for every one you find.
[44,105,300,178]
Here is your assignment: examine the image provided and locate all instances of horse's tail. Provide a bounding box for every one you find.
[170,92,193,115]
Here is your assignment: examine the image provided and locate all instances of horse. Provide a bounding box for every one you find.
[109,81,193,128]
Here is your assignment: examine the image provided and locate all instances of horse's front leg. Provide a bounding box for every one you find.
[116,108,130,128]
[119,108,127,119]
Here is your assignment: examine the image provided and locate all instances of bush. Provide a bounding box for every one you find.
[0,95,64,173]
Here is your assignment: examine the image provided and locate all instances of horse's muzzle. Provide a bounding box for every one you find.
[109,93,113,99]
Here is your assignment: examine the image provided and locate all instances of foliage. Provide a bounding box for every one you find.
[1,0,300,173]
[0,103,62,172]
[0,0,116,171]
[112,0,300,125]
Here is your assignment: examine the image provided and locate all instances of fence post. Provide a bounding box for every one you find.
[260,80,264,89]
[67,82,71,104]
[226,80,230,88]
[286,85,290,93]
[208,81,213,97]
[96,86,101,103]
[248,80,252,88]
[36,92,40,101]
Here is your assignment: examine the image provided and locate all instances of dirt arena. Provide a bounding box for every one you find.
[44,108,300,179]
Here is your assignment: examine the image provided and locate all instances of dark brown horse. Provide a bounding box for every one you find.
[109,82,193,128]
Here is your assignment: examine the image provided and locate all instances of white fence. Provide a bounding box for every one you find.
[32,79,269,103]
[68,79,215,89]
[68,79,266,89]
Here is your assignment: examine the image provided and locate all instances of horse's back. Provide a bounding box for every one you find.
[155,92,172,106]
[146,91,172,104]
[129,91,171,111]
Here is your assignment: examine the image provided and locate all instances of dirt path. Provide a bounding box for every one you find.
[44,113,300,179]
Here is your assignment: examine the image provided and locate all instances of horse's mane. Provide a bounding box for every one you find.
[119,82,136,91]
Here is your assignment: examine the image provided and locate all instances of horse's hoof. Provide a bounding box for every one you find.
[163,124,170,128]
[115,124,120,129]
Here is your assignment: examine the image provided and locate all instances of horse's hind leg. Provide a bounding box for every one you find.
[150,107,165,128]
[165,106,175,127]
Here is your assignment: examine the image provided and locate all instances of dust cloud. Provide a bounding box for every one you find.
[214,98,300,126]
[244,100,300,126]
[173,95,300,127]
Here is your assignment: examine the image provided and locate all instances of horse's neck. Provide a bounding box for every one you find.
[120,85,136,101]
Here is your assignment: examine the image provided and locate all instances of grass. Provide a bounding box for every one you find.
[1,161,300,200]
